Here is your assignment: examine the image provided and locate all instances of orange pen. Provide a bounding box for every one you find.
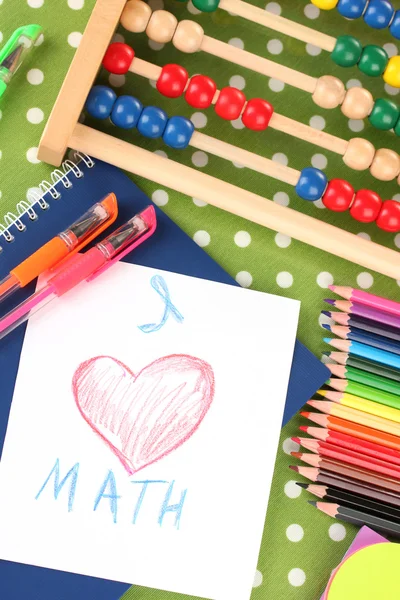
[0,193,118,304]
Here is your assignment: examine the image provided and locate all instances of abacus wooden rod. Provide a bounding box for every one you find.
[70,124,400,281]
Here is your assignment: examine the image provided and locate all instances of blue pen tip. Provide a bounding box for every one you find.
[323,337,332,344]
[322,324,331,331]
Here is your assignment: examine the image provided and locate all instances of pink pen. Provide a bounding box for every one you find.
[0,206,156,340]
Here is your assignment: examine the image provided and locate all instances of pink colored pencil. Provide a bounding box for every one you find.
[329,286,400,318]
[324,299,400,328]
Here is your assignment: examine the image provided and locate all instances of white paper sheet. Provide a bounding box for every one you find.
[0,263,299,600]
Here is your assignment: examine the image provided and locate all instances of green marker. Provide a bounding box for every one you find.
[0,25,43,98]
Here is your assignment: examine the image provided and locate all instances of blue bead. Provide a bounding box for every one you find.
[111,95,143,129]
[337,0,368,18]
[85,85,117,119]
[137,106,168,139]
[389,10,400,38]
[364,0,394,28]
[295,168,328,202]
[162,116,195,149]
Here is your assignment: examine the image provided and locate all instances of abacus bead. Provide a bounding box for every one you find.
[163,116,195,149]
[146,10,178,43]
[350,190,382,222]
[395,118,400,136]
[311,0,338,8]
[137,106,168,138]
[358,45,389,77]
[322,179,354,212]
[185,75,216,108]
[85,85,117,119]
[102,43,134,75]
[157,64,189,98]
[111,95,143,129]
[215,87,246,120]
[389,10,400,39]
[369,98,400,130]
[370,148,400,181]
[341,87,374,119]
[312,76,346,109]
[192,0,220,12]
[295,168,328,201]
[364,0,394,29]
[376,200,400,232]
[331,36,362,67]
[121,0,152,33]
[173,20,204,53]
[337,0,368,18]
[342,138,375,171]
[242,98,274,131]
[383,56,400,88]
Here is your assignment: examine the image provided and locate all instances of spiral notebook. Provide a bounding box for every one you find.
[0,154,329,600]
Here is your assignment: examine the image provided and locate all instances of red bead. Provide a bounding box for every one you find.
[376,200,400,232]
[350,189,382,223]
[102,43,134,75]
[242,98,274,131]
[156,64,189,98]
[215,87,246,121]
[185,75,217,108]
[322,179,354,212]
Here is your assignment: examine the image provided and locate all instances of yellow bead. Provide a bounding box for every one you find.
[383,56,400,89]
[311,0,338,9]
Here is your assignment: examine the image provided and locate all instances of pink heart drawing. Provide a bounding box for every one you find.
[72,355,215,474]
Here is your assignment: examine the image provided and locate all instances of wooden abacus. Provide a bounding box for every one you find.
[38,0,400,280]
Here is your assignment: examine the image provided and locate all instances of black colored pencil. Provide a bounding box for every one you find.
[322,312,400,342]
[324,353,400,382]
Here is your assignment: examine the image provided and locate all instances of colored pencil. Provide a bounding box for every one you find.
[323,325,400,355]
[299,426,400,466]
[326,364,400,396]
[299,483,400,522]
[292,466,400,506]
[324,299,400,328]
[324,352,400,382]
[307,400,400,436]
[317,389,400,422]
[322,311,400,341]
[310,501,400,538]
[324,338,400,369]
[328,286,400,318]
[327,377,400,404]
[301,412,400,451]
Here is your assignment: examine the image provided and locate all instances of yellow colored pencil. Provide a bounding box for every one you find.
[318,389,400,425]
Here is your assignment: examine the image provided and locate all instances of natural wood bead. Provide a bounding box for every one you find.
[370,148,400,182]
[341,87,374,120]
[121,0,151,33]
[146,10,177,43]
[173,20,204,53]
[342,138,375,171]
[312,75,345,109]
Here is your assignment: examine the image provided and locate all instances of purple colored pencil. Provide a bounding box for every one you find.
[324,299,400,329]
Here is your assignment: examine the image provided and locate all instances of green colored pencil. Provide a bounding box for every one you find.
[327,364,400,396]
[324,352,400,382]
[327,378,400,407]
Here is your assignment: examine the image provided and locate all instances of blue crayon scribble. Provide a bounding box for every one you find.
[131,480,167,524]
[158,480,187,529]
[94,470,121,524]
[138,275,184,334]
[35,459,79,512]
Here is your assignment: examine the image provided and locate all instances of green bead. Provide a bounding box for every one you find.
[358,45,389,77]
[369,98,400,131]
[331,35,362,68]
[394,116,400,136]
[192,0,220,11]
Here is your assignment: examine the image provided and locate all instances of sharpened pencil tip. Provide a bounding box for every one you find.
[300,411,310,418]
[323,337,333,344]
[296,483,308,489]
[322,324,331,331]
[321,310,331,317]
[299,425,308,433]
[291,452,302,458]
[328,285,335,292]
[308,500,317,507]
[289,465,299,472]
[292,437,301,444]
[324,299,335,306]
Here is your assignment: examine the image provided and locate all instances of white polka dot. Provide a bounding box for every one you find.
[26,107,44,124]
[313,199,326,209]
[148,39,164,51]
[26,187,42,201]
[265,2,281,15]
[288,568,306,587]
[311,153,327,169]
[148,0,164,8]
[232,162,245,168]
[392,194,400,201]
[109,73,126,87]
[26,147,41,164]
[286,524,304,542]
[154,149,168,158]
[253,570,263,588]
[68,0,84,8]
[27,68,44,85]
[234,231,251,247]
[348,119,364,132]
[0,150,2,160]
[193,230,210,247]
[357,272,374,289]
[273,191,289,206]
[112,33,125,44]
[267,39,283,55]
[0,32,2,44]
[329,523,346,542]
[346,79,362,89]
[190,112,207,128]
[395,233,400,248]
[0,109,2,119]
[236,271,252,287]
[229,75,246,90]
[151,190,168,206]
[192,151,208,167]
[275,232,291,248]
[384,84,399,96]
[269,78,285,92]
[228,38,244,50]
[317,272,333,288]
[309,115,325,130]
[284,480,301,499]
[357,232,371,241]
[231,118,245,129]
[192,197,207,207]
[149,78,157,88]
[306,43,322,56]
[27,0,44,7]
[187,0,201,13]
[319,312,334,328]
[283,438,299,455]
[397,280,400,287]
[383,43,398,58]
[68,32,82,48]
[276,271,293,288]
[272,152,288,166]
[304,3,319,18]
[35,33,44,46]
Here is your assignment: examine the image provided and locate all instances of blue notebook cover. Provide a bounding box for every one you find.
[0,156,329,600]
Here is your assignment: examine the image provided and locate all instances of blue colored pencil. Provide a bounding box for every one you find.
[323,338,400,370]
[323,325,400,356]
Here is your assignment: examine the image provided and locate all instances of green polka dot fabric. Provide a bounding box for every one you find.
[1,0,399,598]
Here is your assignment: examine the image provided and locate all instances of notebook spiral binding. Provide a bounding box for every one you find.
[0,152,95,253]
